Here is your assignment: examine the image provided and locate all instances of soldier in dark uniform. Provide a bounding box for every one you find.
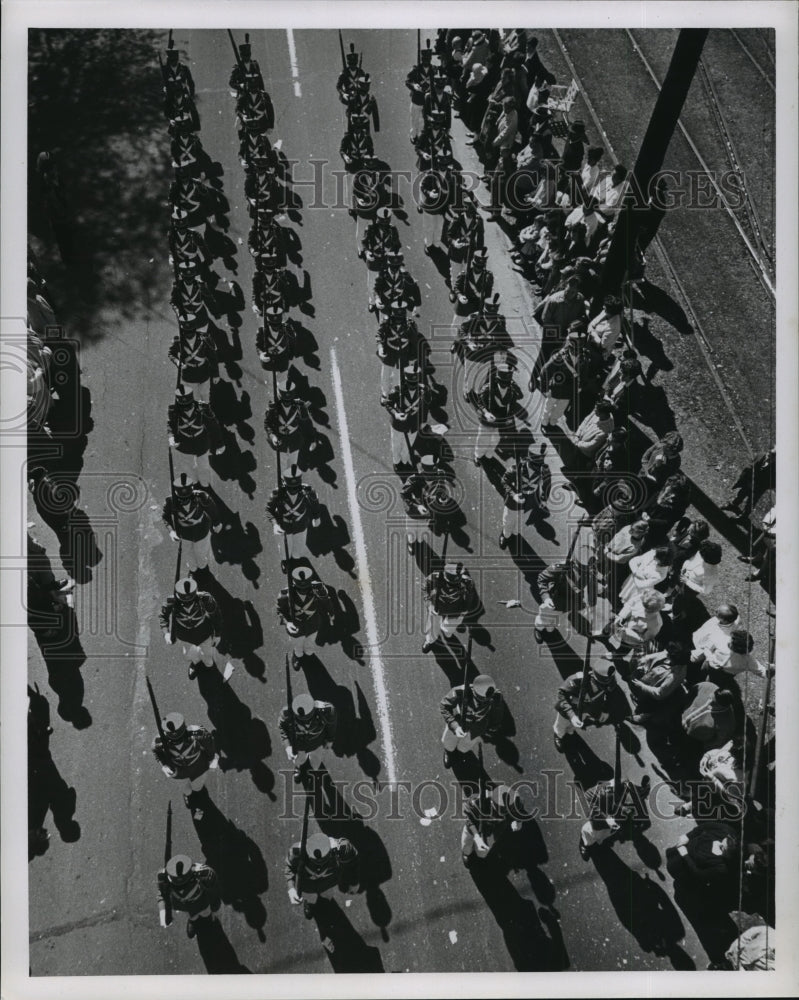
[245,160,281,220]
[278,693,337,783]
[376,302,423,400]
[165,85,200,136]
[168,325,217,405]
[370,251,421,322]
[400,452,456,556]
[229,37,267,103]
[342,75,379,133]
[418,169,451,252]
[163,42,195,102]
[405,39,434,139]
[453,247,494,316]
[252,254,290,315]
[170,129,204,177]
[27,465,79,535]
[337,44,369,105]
[382,362,433,471]
[461,784,524,864]
[350,155,391,219]
[160,576,231,681]
[340,112,375,172]
[452,295,507,403]
[266,466,321,567]
[248,207,288,268]
[277,565,335,667]
[473,361,524,465]
[162,472,221,573]
[422,561,478,653]
[553,658,630,751]
[440,674,505,767]
[499,441,552,549]
[534,560,580,643]
[169,167,215,232]
[443,198,484,292]
[167,385,225,484]
[286,832,359,918]
[239,122,276,170]
[358,206,401,278]
[256,305,297,375]
[157,854,219,936]
[579,774,651,859]
[415,115,454,173]
[151,712,217,819]
[236,86,275,142]
[169,223,209,278]
[171,266,215,330]
[421,68,453,134]
[264,378,318,470]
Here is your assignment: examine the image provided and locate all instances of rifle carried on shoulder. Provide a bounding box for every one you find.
[294,794,312,901]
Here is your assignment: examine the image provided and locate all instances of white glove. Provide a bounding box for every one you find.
[159,909,168,927]
[286,622,300,636]
[454,725,466,739]
[511,820,522,833]
[164,632,174,645]
[288,887,301,904]
[570,714,584,729]
[286,747,297,761]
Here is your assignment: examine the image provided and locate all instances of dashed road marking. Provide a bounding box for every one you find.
[286,29,302,98]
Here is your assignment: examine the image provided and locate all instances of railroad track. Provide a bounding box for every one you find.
[730,27,776,91]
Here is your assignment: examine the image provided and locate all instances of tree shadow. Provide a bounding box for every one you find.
[195,915,251,973]
[192,794,268,942]
[196,668,275,798]
[312,897,385,972]
[592,847,695,968]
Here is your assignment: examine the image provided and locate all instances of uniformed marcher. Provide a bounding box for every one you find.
[160,576,231,681]
[236,87,275,142]
[440,674,505,767]
[405,39,434,139]
[28,465,79,533]
[461,784,524,864]
[286,832,359,917]
[252,254,290,314]
[157,854,219,936]
[255,305,297,375]
[264,378,317,470]
[337,43,369,104]
[499,441,552,549]
[162,473,221,573]
[229,37,267,102]
[168,326,218,404]
[167,385,226,484]
[418,169,451,253]
[376,302,423,399]
[534,560,579,642]
[579,774,651,859]
[266,466,321,567]
[248,207,288,268]
[421,68,453,134]
[358,206,401,282]
[382,362,433,470]
[169,224,209,278]
[171,268,214,333]
[553,658,629,750]
[473,362,523,465]
[350,155,391,218]
[400,452,456,555]
[169,168,214,232]
[453,247,494,316]
[151,712,217,819]
[422,562,478,652]
[245,161,281,219]
[340,112,375,172]
[443,198,484,292]
[452,295,507,402]
[415,116,454,173]
[278,694,337,782]
[370,251,421,321]
[277,565,335,668]
[166,86,201,136]
[163,41,195,103]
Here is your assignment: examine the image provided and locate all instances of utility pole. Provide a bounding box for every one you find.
[600,28,709,298]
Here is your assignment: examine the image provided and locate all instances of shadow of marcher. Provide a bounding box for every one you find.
[312,897,385,972]
[592,847,695,968]
[206,487,262,586]
[59,510,103,585]
[196,668,275,799]
[300,430,338,488]
[291,321,321,370]
[209,380,255,445]
[562,733,615,789]
[632,282,692,338]
[193,795,268,942]
[194,915,251,973]
[324,588,365,664]
[353,681,381,781]
[209,432,257,499]
[469,859,568,970]
[28,685,80,857]
[308,506,356,578]
[206,275,245,330]
[31,602,91,729]
[204,226,239,273]
[194,569,265,680]
[287,369,330,429]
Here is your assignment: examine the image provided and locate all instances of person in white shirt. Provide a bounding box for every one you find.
[587,295,624,357]
[699,629,770,681]
[691,602,742,667]
[581,147,605,198]
[593,164,628,216]
[619,545,673,604]
[680,540,722,597]
[565,197,602,243]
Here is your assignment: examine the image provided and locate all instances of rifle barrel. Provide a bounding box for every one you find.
[146,677,166,741]
[294,794,312,900]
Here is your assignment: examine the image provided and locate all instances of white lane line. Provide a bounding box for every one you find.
[285,29,302,98]
[330,347,398,785]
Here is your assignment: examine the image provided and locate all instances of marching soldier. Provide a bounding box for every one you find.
[370,251,421,322]
[169,223,209,278]
[553,659,629,751]
[499,441,552,550]
[350,154,391,219]
[165,86,200,136]
[162,473,221,572]
[422,68,453,133]
[249,207,288,268]
[167,385,225,484]
[240,123,276,171]
[443,198,484,292]
[340,112,375,172]
[418,169,451,253]
[151,712,217,820]
[236,86,275,141]
[400,452,456,556]
[579,774,651,860]
[171,265,215,326]
[252,253,290,314]
[163,41,195,102]
[229,36,267,103]
[376,302,423,400]
[473,362,524,466]
[245,161,281,219]
[264,378,318,470]
[168,324,218,404]
[266,466,322,567]
[169,167,215,232]
[277,565,335,668]
[27,465,80,534]
[358,206,401,281]
[452,296,507,402]
[415,113,454,173]
[160,576,231,681]
[405,39,434,139]
[534,560,579,643]
[382,362,432,471]
[157,854,219,936]
[279,694,337,782]
[256,305,297,375]
[422,562,478,653]
[453,247,494,316]
[337,43,369,105]
[440,674,505,768]
[170,129,204,176]
[342,75,380,133]
[286,832,359,918]
[461,784,524,865]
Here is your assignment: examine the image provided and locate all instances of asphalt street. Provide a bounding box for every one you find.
[27,28,773,977]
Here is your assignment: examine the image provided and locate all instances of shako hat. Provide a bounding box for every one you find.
[265,305,285,325]
[163,712,187,739]
[175,576,198,601]
[166,854,193,882]
[292,693,315,717]
[173,472,194,496]
[175,385,195,405]
[307,832,331,859]
[291,565,315,590]
[473,674,497,697]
